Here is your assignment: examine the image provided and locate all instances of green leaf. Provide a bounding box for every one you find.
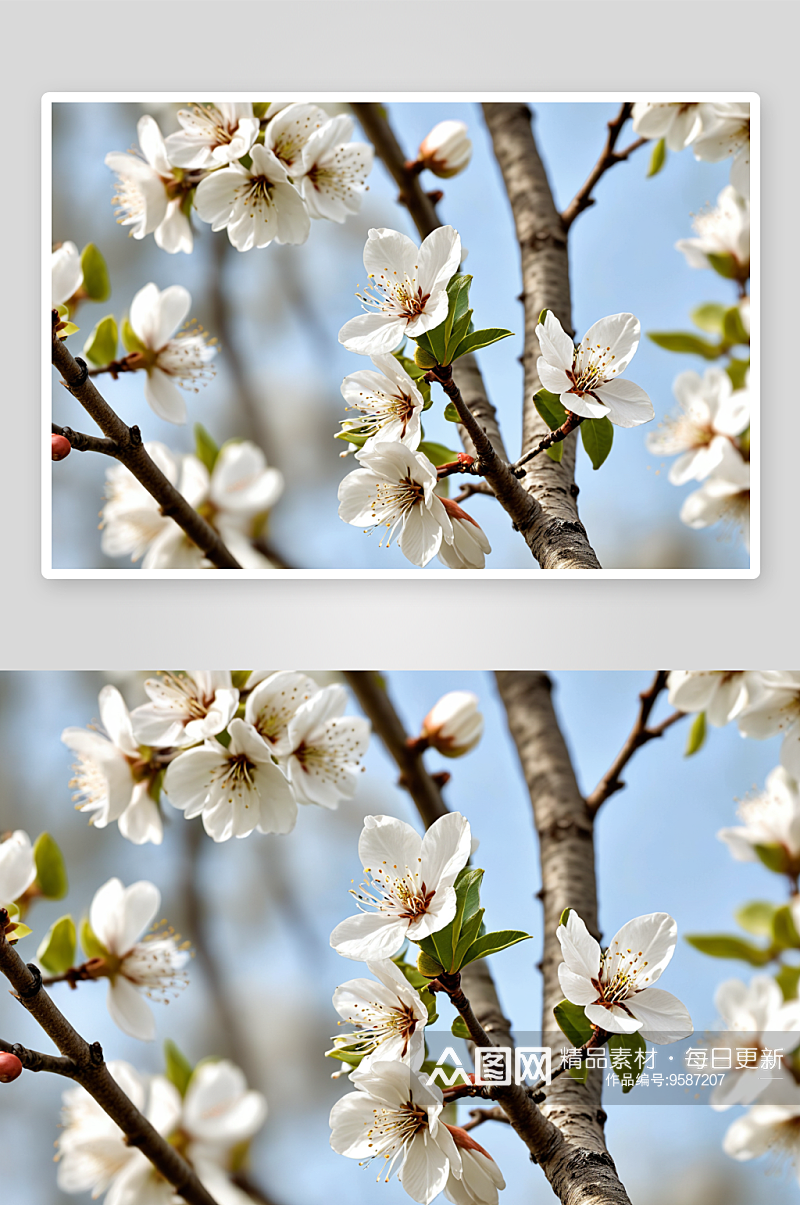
[36,915,76,975]
[735,901,776,937]
[726,358,750,391]
[7,921,31,942]
[80,244,110,302]
[451,327,514,361]
[446,868,484,970]
[685,712,706,756]
[231,671,252,690]
[80,917,109,961]
[253,102,270,119]
[418,441,460,468]
[553,999,593,1047]
[706,251,739,280]
[416,318,448,366]
[82,315,118,367]
[164,1040,193,1096]
[443,274,473,352]
[773,906,800,950]
[335,427,370,449]
[647,332,722,360]
[451,1016,471,1040]
[608,1031,647,1092]
[460,929,532,968]
[533,389,568,431]
[776,965,800,1002]
[754,843,792,874]
[446,309,474,364]
[538,309,551,326]
[417,950,445,978]
[580,417,614,470]
[545,442,564,463]
[685,934,772,966]
[324,1043,366,1067]
[559,908,572,927]
[194,423,220,474]
[690,303,727,334]
[33,833,68,900]
[647,138,667,178]
[453,908,485,969]
[121,318,146,355]
[443,402,461,423]
[723,305,750,347]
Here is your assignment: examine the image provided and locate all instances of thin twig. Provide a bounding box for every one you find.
[512,412,584,476]
[52,318,242,570]
[52,422,118,456]
[0,919,221,1205]
[350,103,441,237]
[585,671,687,814]
[561,103,647,231]
[0,1037,77,1078]
[453,480,495,504]
[462,1106,511,1132]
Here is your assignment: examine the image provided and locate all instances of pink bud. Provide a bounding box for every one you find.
[52,434,71,461]
[0,1053,23,1083]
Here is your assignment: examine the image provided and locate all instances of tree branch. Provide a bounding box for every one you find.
[512,412,584,476]
[561,104,646,231]
[0,1037,77,1078]
[482,104,602,570]
[585,672,686,814]
[462,1106,511,1132]
[494,673,632,1205]
[0,920,221,1205]
[52,320,242,570]
[52,422,118,456]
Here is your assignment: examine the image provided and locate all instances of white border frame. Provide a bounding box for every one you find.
[42,91,760,580]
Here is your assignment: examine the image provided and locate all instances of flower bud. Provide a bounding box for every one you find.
[417,122,472,179]
[414,345,438,370]
[0,1053,23,1083]
[51,434,71,461]
[421,691,483,758]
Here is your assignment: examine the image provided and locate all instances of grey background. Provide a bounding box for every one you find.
[3,0,798,664]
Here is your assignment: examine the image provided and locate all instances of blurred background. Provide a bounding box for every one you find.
[0,670,790,1204]
[50,101,748,571]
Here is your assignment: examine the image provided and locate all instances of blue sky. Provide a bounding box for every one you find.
[50,101,748,571]
[0,671,791,1205]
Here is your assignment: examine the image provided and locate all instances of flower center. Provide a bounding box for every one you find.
[359,1100,429,1170]
[346,389,417,438]
[357,267,431,324]
[363,477,426,549]
[569,342,618,396]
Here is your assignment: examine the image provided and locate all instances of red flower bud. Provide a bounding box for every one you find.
[52,434,72,461]
[0,1053,23,1083]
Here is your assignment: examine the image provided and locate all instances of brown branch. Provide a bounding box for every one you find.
[482,105,602,570]
[585,672,687,814]
[462,1106,511,1132]
[494,673,632,1205]
[561,104,646,231]
[52,422,118,456]
[52,319,242,570]
[0,1037,77,1078]
[453,480,495,504]
[0,920,221,1205]
[512,412,585,476]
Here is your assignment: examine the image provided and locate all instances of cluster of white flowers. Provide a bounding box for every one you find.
[101,438,283,570]
[62,673,370,845]
[647,367,750,548]
[328,811,506,1204]
[57,1056,266,1205]
[106,103,373,254]
[631,102,750,196]
[336,226,491,570]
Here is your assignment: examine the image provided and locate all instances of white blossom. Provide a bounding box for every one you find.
[62,685,163,845]
[675,186,749,274]
[131,672,239,748]
[723,1100,800,1179]
[182,1059,267,1162]
[435,500,492,570]
[127,283,217,425]
[338,441,454,568]
[647,368,749,485]
[299,114,374,222]
[163,717,296,841]
[421,692,483,758]
[105,115,193,253]
[417,121,473,178]
[194,143,310,252]
[711,976,800,1108]
[244,671,322,756]
[264,103,329,176]
[52,241,83,307]
[340,354,426,450]
[165,102,260,169]
[88,877,190,1041]
[281,684,370,808]
[557,909,693,1042]
[692,103,750,197]
[718,766,800,865]
[630,102,709,151]
[56,1060,182,1203]
[536,310,654,427]
[667,670,754,727]
[332,958,428,1071]
[0,831,36,907]
[738,673,800,779]
[339,226,462,356]
[680,439,750,549]
[330,811,472,961]
[445,1132,505,1205]
[330,1061,462,1204]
